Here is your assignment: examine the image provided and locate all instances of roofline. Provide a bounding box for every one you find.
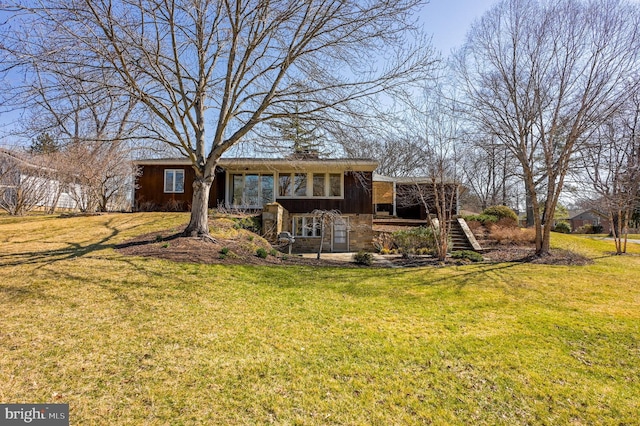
[373,173,459,185]
[134,157,379,172]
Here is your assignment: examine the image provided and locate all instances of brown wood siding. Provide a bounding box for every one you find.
[134,164,225,211]
[276,172,373,214]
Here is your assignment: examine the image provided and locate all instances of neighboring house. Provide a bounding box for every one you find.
[569,209,611,234]
[0,148,80,214]
[134,157,378,252]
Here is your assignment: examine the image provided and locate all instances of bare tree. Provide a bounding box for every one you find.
[0,149,55,215]
[310,209,344,259]
[395,90,463,261]
[2,0,435,238]
[578,91,640,254]
[454,0,640,256]
[60,140,137,212]
[460,134,520,211]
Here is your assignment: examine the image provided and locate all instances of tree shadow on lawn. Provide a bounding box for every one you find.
[0,218,127,268]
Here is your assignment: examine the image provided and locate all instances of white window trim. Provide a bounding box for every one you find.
[164,169,185,193]
[226,171,275,208]
[292,215,322,238]
[277,172,344,199]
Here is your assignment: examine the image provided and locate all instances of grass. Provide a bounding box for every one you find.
[1,213,639,424]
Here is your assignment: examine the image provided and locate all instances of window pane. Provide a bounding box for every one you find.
[313,174,325,197]
[293,217,303,236]
[245,174,259,206]
[329,173,341,196]
[164,170,174,192]
[303,218,313,237]
[261,175,274,205]
[175,170,184,192]
[232,174,244,205]
[279,174,291,197]
[294,173,307,197]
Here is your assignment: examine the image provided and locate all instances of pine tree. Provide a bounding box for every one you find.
[29,133,59,154]
[270,112,324,157]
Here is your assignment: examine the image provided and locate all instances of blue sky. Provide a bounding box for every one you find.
[418,0,498,54]
[0,0,500,146]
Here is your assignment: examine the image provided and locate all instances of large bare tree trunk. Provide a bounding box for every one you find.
[184,178,212,237]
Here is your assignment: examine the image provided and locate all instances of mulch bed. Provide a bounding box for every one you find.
[481,246,593,265]
[115,230,362,267]
[116,229,592,267]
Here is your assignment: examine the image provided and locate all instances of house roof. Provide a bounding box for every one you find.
[0,148,58,173]
[373,173,459,185]
[134,157,379,172]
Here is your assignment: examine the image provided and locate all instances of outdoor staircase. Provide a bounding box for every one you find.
[373,216,482,252]
[449,218,482,252]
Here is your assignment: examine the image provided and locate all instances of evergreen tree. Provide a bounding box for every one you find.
[29,133,59,154]
[270,112,324,156]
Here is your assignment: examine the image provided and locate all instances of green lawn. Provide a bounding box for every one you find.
[1,213,639,425]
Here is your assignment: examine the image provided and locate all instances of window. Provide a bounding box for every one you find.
[279,174,292,197]
[260,175,274,206]
[230,173,274,207]
[277,172,343,198]
[164,169,185,193]
[329,173,341,197]
[294,173,307,197]
[292,216,320,237]
[313,174,325,196]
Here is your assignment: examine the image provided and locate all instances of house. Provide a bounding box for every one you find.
[0,148,80,214]
[569,209,611,234]
[134,157,378,252]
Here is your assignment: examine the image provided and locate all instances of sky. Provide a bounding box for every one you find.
[0,0,500,146]
[417,0,499,54]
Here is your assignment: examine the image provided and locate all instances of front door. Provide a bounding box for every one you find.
[332,218,349,252]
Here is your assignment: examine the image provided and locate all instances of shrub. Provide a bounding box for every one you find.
[416,247,433,255]
[466,219,484,233]
[464,214,498,225]
[220,247,229,255]
[496,217,518,229]
[553,221,571,234]
[256,247,268,259]
[232,216,261,233]
[269,248,278,257]
[393,226,436,255]
[450,250,483,262]
[489,227,536,245]
[353,250,374,266]
[137,201,158,212]
[155,234,164,242]
[482,205,519,222]
[163,199,184,212]
[373,232,395,252]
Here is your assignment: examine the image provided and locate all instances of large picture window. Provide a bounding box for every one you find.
[230,173,274,207]
[164,169,185,193]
